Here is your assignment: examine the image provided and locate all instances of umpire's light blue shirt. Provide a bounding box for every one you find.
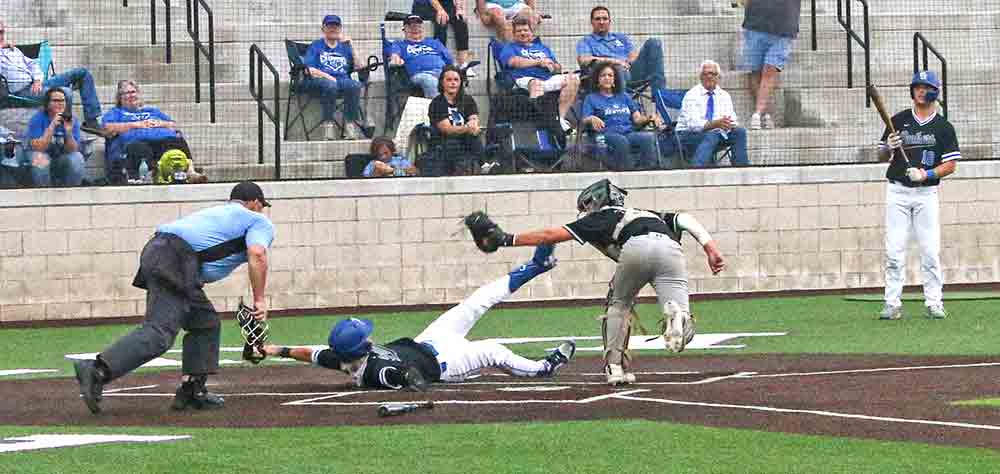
[157,202,275,283]
[576,33,634,62]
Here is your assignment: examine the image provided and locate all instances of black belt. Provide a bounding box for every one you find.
[889,180,936,188]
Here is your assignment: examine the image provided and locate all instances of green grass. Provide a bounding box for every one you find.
[3,294,999,471]
[953,398,1000,408]
[3,421,1000,474]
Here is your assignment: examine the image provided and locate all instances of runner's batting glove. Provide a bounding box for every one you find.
[464,211,514,253]
[906,167,928,182]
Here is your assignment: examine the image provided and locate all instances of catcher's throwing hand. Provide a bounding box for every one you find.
[703,241,726,275]
[464,211,514,253]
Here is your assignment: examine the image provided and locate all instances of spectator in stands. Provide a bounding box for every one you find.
[477,0,541,42]
[411,0,477,76]
[740,0,800,129]
[576,6,666,93]
[581,62,661,171]
[0,22,102,128]
[500,17,580,131]
[363,136,417,177]
[389,15,455,99]
[25,88,84,186]
[675,60,749,167]
[426,65,482,176]
[100,79,203,184]
[301,15,366,140]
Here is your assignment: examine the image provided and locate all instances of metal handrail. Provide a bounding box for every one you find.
[913,33,948,118]
[187,0,217,123]
[836,0,871,107]
[151,0,173,63]
[810,0,817,51]
[249,45,281,179]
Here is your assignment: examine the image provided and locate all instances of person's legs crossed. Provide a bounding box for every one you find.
[629,38,666,91]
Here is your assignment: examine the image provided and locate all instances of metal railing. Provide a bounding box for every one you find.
[810,0,817,51]
[151,0,173,64]
[836,0,871,107]
[249,45,281,179]
[186,0,217,123]
[913,33,948,118]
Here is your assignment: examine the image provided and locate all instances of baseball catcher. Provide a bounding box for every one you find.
[263,245,575,390]
[464,178,725,385]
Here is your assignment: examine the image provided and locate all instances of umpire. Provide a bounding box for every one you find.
[73,181,275,414]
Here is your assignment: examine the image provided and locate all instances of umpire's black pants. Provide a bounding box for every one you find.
[99,234,221,381]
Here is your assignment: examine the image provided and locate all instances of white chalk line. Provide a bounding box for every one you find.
[283,389,650,407]
[611,394,1000,432]
[737,362,1000,379]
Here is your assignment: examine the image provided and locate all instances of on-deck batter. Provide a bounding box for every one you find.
[878,70,960,320]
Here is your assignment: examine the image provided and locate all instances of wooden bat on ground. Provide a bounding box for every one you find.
[867,85,905,166]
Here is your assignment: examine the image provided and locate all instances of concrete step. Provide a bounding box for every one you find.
[789,84,1000,127]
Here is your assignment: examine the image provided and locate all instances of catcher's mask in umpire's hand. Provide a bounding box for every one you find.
[577,178,628,214]
[329,318,374,359]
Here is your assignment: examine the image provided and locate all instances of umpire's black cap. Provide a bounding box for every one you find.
[230,181,271,207]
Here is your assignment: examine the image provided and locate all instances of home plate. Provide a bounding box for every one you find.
[497,386,572,392]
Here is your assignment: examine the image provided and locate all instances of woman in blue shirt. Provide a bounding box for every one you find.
[580,62,662,171]
[25,88,85,186]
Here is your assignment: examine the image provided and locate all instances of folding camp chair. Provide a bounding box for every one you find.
[653,88,732,168]
[0,41,55,109]
[283,39,378,141]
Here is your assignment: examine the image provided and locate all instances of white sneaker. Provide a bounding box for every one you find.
[749,113,762,130]
[605,364,631,386]
[761,113,774,129]
[927,304,947,319]
[343,122,362,140]
[323,121,337,140]
[662,301,692,353]
[878,304,902,320]
[480,160,500,174]
[560,117,573,133]
[461,63,478,77]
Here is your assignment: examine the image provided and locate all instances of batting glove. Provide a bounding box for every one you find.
[906,167,928,182]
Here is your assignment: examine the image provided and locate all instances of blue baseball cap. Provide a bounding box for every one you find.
[322,15,342,26]
[328,318,373,359]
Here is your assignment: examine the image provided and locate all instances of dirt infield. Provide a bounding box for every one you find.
[3,354,1000,450]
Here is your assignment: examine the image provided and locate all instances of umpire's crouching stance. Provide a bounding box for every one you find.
[73,181,275,414]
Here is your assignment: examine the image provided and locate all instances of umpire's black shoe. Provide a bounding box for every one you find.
[73,360,104,414]
[171,377,225,411]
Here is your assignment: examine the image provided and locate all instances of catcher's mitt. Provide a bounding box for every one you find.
[463,211,512,253]
[236,298,269,364]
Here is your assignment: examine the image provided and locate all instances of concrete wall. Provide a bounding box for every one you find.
[1,163,999,323]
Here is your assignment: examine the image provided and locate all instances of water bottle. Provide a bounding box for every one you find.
[138,160,150,184]
[594,133,608,158]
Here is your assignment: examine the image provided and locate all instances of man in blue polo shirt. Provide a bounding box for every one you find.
[389,15,455,99]
[576,6,666,91]
[301,14,366,139]
[73,181,275,415]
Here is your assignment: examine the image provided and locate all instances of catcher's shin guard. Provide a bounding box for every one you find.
[600,303,633,365]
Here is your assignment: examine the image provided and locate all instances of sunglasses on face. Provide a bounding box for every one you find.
[50,98,66,102]
[702,71,719,77]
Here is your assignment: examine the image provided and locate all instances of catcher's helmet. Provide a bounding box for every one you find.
[577,179,627,214]
[910,70,941,102]
[329,318,374,360]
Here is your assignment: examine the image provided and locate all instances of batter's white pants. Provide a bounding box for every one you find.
[884,182,943,308]
[414,275,548,382]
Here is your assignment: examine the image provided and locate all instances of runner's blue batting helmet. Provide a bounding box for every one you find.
[329,318,374,360]
[910,70,941,102]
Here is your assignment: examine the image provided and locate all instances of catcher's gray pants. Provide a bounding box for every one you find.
[604,232,688,365]
[99,239,220,381]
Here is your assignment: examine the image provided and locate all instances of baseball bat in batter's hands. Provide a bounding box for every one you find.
[867,85,904,166]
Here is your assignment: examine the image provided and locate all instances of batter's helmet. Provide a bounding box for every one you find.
[329,318,374,360]
[577,179,627,214]
[910,70,941,103]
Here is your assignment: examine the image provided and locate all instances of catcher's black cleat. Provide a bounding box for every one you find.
[73,360,105,414]
[171,376,225,411]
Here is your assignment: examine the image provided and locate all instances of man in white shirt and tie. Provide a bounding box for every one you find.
[674,60,749,167]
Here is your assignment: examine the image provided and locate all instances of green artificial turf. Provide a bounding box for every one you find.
[2,420,1000,474]
[952,398,1000,408]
